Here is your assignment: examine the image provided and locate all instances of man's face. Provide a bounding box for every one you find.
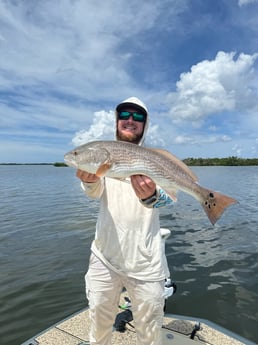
[117,107,145,144]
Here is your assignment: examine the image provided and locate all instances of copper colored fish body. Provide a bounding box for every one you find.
[64,140,237,225]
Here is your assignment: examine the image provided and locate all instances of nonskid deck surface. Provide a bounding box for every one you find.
[21,295,254,345]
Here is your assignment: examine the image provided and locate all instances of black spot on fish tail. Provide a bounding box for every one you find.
[204,193,216,210]
[202,190,237,225]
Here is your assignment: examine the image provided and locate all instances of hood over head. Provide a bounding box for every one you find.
[115,96,149,146]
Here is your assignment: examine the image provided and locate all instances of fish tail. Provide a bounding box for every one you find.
[201,189,238,225]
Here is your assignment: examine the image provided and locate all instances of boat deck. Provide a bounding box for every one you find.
[22,306,250,345]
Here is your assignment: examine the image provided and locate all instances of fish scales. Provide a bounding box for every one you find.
[99,143,192,184]
[106,144,199,195]
[64,140,237,225]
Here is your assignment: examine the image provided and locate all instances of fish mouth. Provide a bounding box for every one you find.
[64,154,77,168]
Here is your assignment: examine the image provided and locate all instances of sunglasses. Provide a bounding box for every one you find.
[118,111,146,123]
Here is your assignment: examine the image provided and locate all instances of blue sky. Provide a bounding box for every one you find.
[1,0,258,163]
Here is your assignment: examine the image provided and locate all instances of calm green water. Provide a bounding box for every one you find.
[0,165,257,344]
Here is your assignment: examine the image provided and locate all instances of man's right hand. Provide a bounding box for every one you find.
[76,169,100,183]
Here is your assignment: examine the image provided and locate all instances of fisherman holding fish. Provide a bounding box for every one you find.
[76,97,173,345]
[65,96,237,345]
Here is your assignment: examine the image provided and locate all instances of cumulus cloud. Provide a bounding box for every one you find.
[72,111,115,146]
[71,110,164,147]
[167,51,258,126]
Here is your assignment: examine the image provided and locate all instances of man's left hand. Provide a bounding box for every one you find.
[130,175,156,200]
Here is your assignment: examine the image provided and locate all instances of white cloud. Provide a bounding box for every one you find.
[238,0,258,6]
[232,143,242,156]
[72,111,115,146]
[71,110,164,148]
[167,51,258,126]
[173,134,231,146]
[0,0,176,102]
[0,1,127,97]
[174,135,197,145]
[1,1,258,161]
[146,124,166,147]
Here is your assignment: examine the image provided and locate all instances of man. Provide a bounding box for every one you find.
[76,97,172,345]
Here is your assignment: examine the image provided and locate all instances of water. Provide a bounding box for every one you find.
[0,165,257,344]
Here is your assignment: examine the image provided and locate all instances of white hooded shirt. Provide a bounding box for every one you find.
[82,97,170,281]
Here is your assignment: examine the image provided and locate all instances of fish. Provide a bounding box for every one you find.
[64,140,237,225]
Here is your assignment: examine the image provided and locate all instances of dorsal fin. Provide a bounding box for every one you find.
[150,148,198,182]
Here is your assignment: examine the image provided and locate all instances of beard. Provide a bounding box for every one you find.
[116,130,143,144]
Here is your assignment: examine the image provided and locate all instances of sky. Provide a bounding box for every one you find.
[1,0,258,163]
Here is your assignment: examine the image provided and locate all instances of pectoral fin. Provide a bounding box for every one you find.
[164,187,178,202]
[96,161,112,177]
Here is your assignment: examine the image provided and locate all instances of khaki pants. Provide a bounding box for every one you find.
[85,253,165,345]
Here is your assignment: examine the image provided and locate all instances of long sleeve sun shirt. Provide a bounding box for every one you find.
[82,177,171,281]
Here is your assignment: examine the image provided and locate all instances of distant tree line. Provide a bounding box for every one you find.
[56,157,258,167]
[183,156,258,166]
[1,157,258,166]
[53,162,67,167]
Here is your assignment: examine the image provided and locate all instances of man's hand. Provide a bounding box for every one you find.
[76,169,100,183]
[130,175,156,200]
